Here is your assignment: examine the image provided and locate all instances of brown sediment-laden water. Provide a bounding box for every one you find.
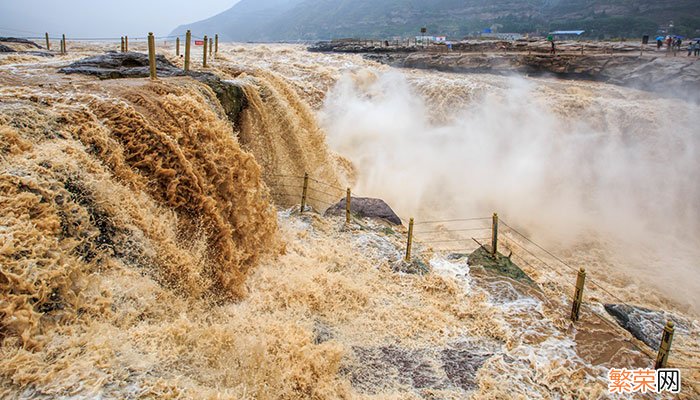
[1,40,698,398]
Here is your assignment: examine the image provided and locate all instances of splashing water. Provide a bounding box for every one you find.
[1,42,699,398]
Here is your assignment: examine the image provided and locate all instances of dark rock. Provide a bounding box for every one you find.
[345,345,446,392]
[0,43,53,56]
[63,177,120,262]
[195,73,247,124]
[604,304,690,350]
[324,197,402,225]
[26,51,54,57]
[392,259,429,275]
[318,40,700,100]
[344,341,499,394]
[441,341,497,391]
[447,253,469,260]
[308,40,419,54]
[0,37,41,49]
[59,52,246,124]
[59,52,184,79]
[468,246,535,285]
[313,321,334,344]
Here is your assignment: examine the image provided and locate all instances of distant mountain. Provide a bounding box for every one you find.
[171,0,700,41]
[171,0,304,42]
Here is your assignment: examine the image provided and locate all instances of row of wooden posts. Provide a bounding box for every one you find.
[144,30,219,80]
[296,173,675,370]
[299,173,351,225]
[42,31,219,80]
[44,32,67,54]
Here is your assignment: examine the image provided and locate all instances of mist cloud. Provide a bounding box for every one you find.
[320,69,700,310]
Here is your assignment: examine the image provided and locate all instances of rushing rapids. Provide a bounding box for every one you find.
[1,40,699,398]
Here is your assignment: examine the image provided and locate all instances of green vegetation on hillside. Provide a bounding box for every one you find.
[172,0,700,41]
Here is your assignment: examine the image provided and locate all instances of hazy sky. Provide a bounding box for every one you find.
[0,0,238,38]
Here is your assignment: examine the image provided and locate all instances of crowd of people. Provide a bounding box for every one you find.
[656,35,700,56]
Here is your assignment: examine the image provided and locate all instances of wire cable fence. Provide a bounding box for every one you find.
[499,219,630,306]
[495,218,698,372]
[411,216,692,372]
[264,173,345,213]
[2,29,214,57]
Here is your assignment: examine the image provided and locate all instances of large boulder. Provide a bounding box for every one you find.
[324,197,402,225]
[604,304,690,350]
[59,51,184,79]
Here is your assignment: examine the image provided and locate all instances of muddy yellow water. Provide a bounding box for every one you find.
[1,41,698,398]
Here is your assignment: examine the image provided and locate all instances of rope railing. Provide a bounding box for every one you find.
[414,217,491,225]
[3,29,218,62]
[308,176,345,192]
[423,247,481,253]
[8,28,692,383]
[415,227,489,234]
[502,233,653,356]
[495,218,695,372]
[265,172,349,215]
[399,213,687,371]
[268,183,302,189]
[307,186,344,200]
[14,35,186,41]
[499,220,630,306]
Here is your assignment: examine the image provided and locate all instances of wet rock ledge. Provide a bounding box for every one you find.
[59,52,245,122]
[309,40,700,99]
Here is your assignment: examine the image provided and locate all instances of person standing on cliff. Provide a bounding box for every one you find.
[547,34,556,55]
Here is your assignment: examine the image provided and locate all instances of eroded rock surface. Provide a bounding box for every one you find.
[60,52,184,78]
[0,37,41,49]
[604,304,691,350]
[312,40,700,99]
[325,197,402,225]
[344,341,499,394]
[59,52,246,123]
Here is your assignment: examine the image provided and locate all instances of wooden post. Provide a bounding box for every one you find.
[120,37,124,52]
[491,212,498,256]
[570,268,586,322]
[345,188,351,224]
[209,37,213,58]
[654,321,675,369]
[147,32,156,80]
[184,30,191,72]
[203,35,208,67]
[405,217,414,262]
[300,173,309,213]
[215,34,218,54]
[124,36,128,52]
[45,33,50,51]
[176,37,180,56]
[61,34,66,53]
